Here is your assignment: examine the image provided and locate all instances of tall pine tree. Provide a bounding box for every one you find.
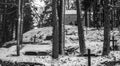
[76,0,86,55]
[102,0,110,55]
[52,0,59,59]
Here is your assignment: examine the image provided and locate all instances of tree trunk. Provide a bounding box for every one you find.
[102,0,110,56]
[2,0,7,43]
[89,9,91,27]
[58,0,65,55]
[0,15,2,46]
[17,0,22,56]
[68,0,69,10]
[20,0,24,44]
[93,0,97,28]
[76,0,86,55]
[52,0,59,59]
[85,10,87,27]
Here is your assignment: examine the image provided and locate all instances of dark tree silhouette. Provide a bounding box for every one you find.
[23,4,33,33]
[52,0,59,59]
[81,0,93,27]
[57,0,65,55]
[76,0,86,55]
[0,0,18,46]
[0,0,32,47]
[17,0,22,56]
[102,0,110,55]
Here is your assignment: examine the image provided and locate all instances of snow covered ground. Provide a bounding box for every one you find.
[0,25,120,66]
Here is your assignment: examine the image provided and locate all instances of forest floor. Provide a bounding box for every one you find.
[0,25,120,66]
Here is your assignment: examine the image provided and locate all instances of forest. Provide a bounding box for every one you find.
[0,0,120,66]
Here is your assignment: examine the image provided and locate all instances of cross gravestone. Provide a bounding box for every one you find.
[87,49,91,66]
[33,35,37,43]
[110,35,117,50]
[83,49,99,66]
[101,35,117,50]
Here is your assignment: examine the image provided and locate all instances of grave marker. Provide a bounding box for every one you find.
[101,35,117,50]
[33,35,37,43]
[88,49,91,66]
[110,35,117,50]
[80,49,92,66]
[83,49,99,66]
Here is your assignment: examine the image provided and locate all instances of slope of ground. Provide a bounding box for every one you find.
[1,25,120,66]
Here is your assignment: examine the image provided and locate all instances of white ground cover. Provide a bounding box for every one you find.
[0,25,120,66]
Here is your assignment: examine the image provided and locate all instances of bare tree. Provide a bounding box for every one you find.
[17,0,22,56]
[2,0,7,44]
[93,0,97,28]
[102,0,110,55]
[20,0,24,45]
[58,0,65,55]
[52,0,59,59]
[76,0,86,55]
